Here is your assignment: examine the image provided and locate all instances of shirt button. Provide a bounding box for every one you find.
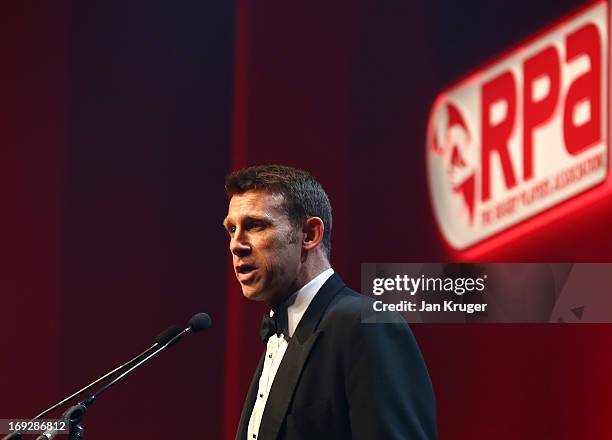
[259,393,263,397]
[268,354,272,358]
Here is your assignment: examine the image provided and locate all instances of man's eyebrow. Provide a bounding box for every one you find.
[222,215,272,228]
[249,214,270,221]
[246,215,273,224]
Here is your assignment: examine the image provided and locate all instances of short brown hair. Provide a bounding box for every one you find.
[225,164,332,260]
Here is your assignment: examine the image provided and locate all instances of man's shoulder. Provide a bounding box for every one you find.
[327,284,369,313]
[322,283,408,328]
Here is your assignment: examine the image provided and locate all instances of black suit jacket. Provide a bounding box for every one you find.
[236,273,437,440]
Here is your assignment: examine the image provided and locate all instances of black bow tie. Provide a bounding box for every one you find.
[260,306,288,343]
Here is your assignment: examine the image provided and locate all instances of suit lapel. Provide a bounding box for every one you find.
[256,273,345,439]
[236,353,265,440]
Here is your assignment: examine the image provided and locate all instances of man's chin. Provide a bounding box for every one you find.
[241,286,267,302]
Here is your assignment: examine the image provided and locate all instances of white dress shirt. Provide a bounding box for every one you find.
[247,268,334,439]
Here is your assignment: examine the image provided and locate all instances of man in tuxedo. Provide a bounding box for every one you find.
[223,165,436,439]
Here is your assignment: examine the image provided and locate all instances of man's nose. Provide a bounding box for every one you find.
[230,231,251,257]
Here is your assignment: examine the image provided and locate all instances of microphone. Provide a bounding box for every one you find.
[1,325,183,440]
[80,312,211,408]
[188,312,213,332]
[156,325,184,344]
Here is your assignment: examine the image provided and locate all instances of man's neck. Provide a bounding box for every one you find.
[267,258,331,308]
[295,261,331,293]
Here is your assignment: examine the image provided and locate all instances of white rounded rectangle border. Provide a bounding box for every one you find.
[426,1,610,251]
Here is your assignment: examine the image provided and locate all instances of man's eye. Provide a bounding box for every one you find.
[227,226,236,235]
[246,221,265,230]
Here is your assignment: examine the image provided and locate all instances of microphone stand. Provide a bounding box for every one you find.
[2,348,150,440]
[66,326,194,439]
[2,326,181,440]
[6,313,210,440]
[65,405,86,440]
[36,405,86,440]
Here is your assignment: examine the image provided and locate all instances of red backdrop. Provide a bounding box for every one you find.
[1,0,65,419]
[2,1,611,439]
[223,1,612,439]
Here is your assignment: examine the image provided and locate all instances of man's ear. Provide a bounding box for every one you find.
[302,217,324,252]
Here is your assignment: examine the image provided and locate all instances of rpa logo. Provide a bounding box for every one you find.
[427,1,609,251]
[429,102,478,226]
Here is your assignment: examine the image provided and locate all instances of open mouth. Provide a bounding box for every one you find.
[236,264,258,282]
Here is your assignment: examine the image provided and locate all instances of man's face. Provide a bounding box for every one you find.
[223,190,303,304]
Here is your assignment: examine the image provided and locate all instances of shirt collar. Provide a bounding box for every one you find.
[271,268,334,338]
